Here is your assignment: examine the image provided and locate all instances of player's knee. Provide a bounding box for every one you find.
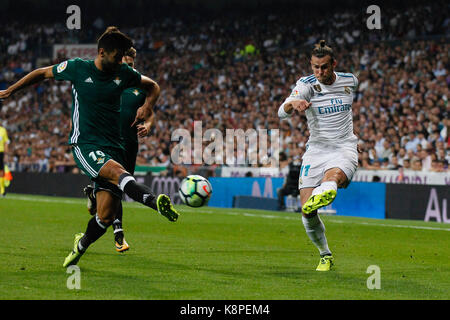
[100,160,129,185]
[96,214,114,227]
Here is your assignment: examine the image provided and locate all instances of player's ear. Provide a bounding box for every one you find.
[332,58,337,68]
[98,48,105,57]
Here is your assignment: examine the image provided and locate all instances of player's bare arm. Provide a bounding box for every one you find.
[0,66,54,99]
[132,75,160,128]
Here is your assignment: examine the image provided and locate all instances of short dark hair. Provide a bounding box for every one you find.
[97,26,133,54]
[311,40,335,61]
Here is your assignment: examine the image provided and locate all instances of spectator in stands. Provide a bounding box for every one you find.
[411,157,423,171]
[403,158,411,170]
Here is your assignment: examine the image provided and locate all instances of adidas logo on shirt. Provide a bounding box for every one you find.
[84,77,93,83]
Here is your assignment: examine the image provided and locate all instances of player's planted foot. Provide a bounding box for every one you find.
[316,255,334,271]
[83,185,97,215]
[63,233,85,268]
[156,194,179,222]
[114,232,130,252]
[302,190,337,215]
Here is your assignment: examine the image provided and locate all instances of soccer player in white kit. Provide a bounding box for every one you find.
[278,40,359,271]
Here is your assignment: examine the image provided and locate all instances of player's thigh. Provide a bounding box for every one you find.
[298,144,327,190]
[96,190,121,225]
[323,167,348,187]
[98,159,128,185]
[71,144,116,179]
[323,145,358,188]
[71,144,127,184]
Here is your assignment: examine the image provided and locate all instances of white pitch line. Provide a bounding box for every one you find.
[5,194,450,232]
[5,195,83,205]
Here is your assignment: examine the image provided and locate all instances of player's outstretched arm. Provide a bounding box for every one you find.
[0,66,54,99]
[131,75,160,130]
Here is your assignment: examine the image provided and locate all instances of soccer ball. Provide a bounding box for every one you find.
[178,175,213,207]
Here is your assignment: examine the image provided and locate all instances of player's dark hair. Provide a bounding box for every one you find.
[97,26,133,54]
[311,40,335,61]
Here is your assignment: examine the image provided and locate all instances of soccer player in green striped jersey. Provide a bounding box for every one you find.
[84,47,150,253]
[0,27,179,267]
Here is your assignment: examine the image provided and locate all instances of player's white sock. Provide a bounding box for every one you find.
[312,181,337,196]
[302,215,332,256]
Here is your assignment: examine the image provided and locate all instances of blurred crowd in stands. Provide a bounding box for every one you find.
[0,1,448,174]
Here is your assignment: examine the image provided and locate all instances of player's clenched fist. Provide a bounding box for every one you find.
[283,99,312,114]
[292,99,312,112]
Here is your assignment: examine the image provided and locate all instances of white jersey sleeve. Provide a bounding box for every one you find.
[352,74,358,90]
[278,79,313,119]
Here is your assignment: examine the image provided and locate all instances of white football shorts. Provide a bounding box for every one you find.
[299,141,358,189]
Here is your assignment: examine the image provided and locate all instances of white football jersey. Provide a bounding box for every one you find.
[279,72,358,145]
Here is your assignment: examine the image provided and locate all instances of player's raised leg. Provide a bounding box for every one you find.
[100,160,179,222]
[300,187,333,271]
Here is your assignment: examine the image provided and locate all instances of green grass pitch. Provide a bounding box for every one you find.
[0,193,449,300]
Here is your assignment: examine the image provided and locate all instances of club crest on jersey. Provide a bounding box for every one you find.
[113,77,122,86]
[344,86,351,94]
[133,89,139,96]
[57,61,68,73]
[96,157,105,164]
[313,84,322,92]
